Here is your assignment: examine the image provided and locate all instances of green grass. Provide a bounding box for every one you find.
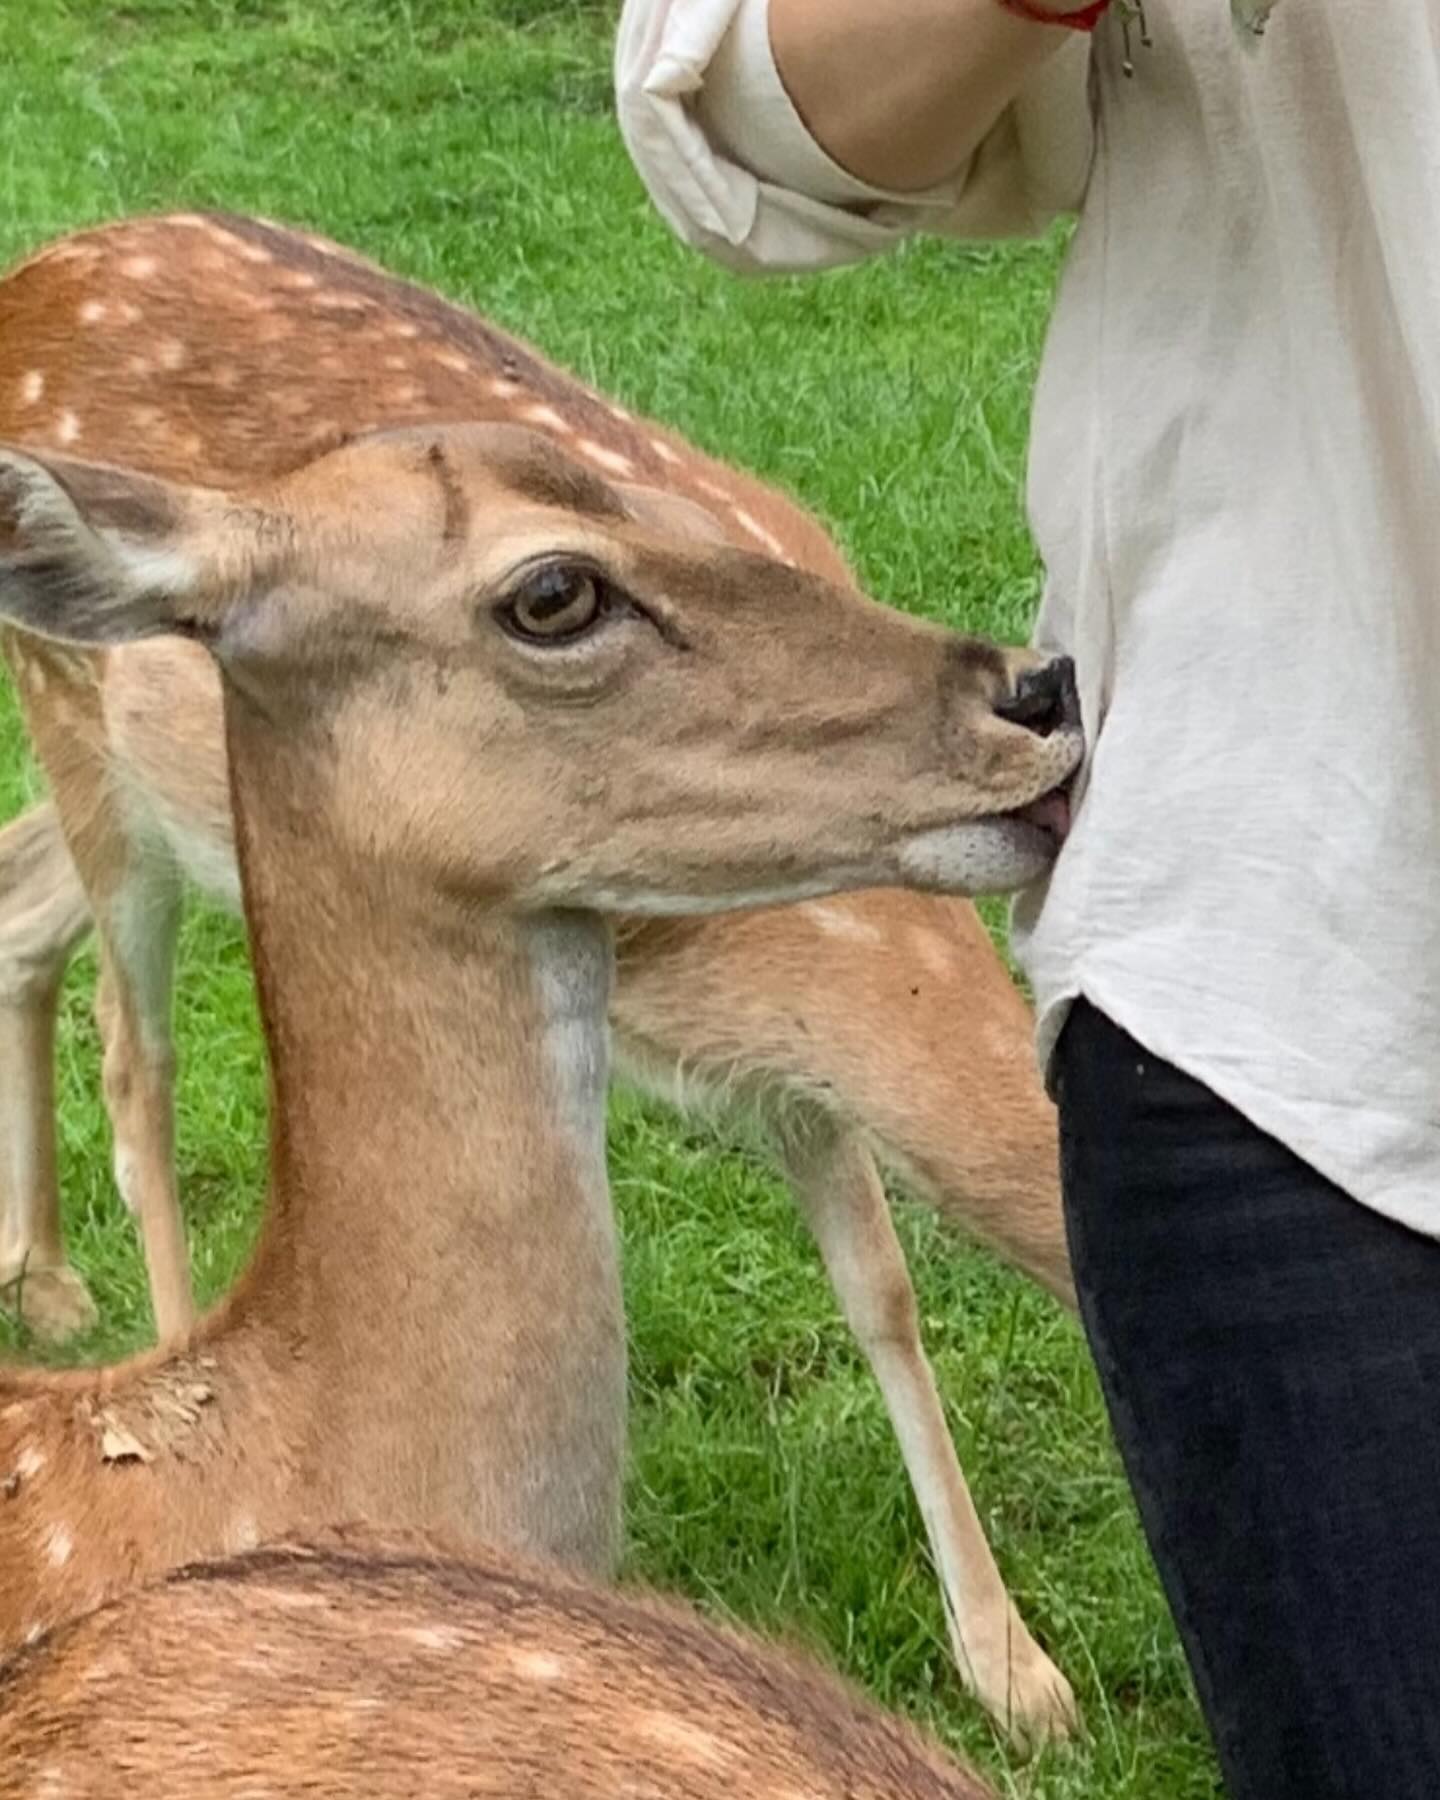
[0,4,1217,1794]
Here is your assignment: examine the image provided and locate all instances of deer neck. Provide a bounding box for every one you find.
[225,734,626,1573]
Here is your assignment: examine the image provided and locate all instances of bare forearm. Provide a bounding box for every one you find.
[769,0,1088,191]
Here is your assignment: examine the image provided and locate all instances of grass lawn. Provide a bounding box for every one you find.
[0,4,1219,1794]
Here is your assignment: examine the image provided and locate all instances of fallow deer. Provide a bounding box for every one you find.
[0,1530,997,1799]
[0,214,1077,1742]
[0,413,1080,1733]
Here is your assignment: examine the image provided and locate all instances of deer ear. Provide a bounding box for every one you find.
[0,445,272,648]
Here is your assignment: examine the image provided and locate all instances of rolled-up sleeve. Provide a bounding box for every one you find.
[614,0,1095,275]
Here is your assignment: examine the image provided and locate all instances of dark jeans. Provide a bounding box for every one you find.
[1054,999,1440,1800]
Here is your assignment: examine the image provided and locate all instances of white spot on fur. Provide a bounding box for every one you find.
[910,926,957,979]
[694,476,732,502]
[650,436,682,466]
[15,1443,45,1478]
[384,319,419,339]
[19,370,44,405]
[520,402,572,435]
[633,1711,731,1767]
[43,1523,73,1567]
[228,1513,261,1552]
[80,1645,130,1684]
[732,507,787,558]
[314,289,369,313]
[607,402,633,424]
[23,1620,44,1645]
[55,410,80,446]
[279,270,318,292]
[386,382,421,405]
[26,661,47,696]
[33,1763,68,1798]
[489,377,523,401]
[126,355,153,379]
[399,1624,466,1652]
[511,1648,566,1681]
[256,1586,328,1611]
[574,438,635,478]
[802,901,882,945]
[121,254,159,280]
[431,349,471,373]
[78,299,107,325]
[157,339,187,371]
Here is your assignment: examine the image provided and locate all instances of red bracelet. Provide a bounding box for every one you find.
[996,0,1111,29]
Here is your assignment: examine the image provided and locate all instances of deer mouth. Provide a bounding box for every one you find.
[1007,783,1073,845]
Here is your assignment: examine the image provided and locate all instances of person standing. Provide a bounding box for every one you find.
[615,5,1440,1794]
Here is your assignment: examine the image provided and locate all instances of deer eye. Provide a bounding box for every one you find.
[498,564,615,645]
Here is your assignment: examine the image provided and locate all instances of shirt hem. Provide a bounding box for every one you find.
[1037,972,1440,1244]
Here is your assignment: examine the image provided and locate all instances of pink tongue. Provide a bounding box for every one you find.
[1017,790,1072,841]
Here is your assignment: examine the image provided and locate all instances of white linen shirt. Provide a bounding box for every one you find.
[616,0,1440,1238]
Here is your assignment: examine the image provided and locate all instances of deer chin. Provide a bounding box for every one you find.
[893,813,1065,897]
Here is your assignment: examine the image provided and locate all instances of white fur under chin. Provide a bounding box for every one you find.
[555,824,1055,918]
[895,820,1057,896]
[528,913,613,1201]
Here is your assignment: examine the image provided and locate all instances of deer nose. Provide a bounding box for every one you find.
[994,656,1078,738]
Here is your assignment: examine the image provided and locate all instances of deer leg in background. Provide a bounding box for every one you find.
[0,804,95,1337]
[775,1103,1077,1748]
[5,634,196,1344]
[93,860,190,1342]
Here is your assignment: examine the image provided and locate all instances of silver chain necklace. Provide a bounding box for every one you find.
[1117,0,1153,75]
[1117,0,1281,77]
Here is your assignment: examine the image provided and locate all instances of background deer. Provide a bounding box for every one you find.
[0,414,1078,1734]
[0,214,1077,1742]
[0,1530,996,1800]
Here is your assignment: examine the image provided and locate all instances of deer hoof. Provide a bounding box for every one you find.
[2,1262,100,1339]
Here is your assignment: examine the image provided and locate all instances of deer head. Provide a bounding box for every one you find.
[0,426,1081,914]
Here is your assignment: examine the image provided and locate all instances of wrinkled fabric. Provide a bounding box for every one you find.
[614,0,1095,269]
[616,0,1440,1241]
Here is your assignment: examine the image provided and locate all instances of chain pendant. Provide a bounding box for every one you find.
[1117,0,1153,77]
[1115,0,1281,78]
